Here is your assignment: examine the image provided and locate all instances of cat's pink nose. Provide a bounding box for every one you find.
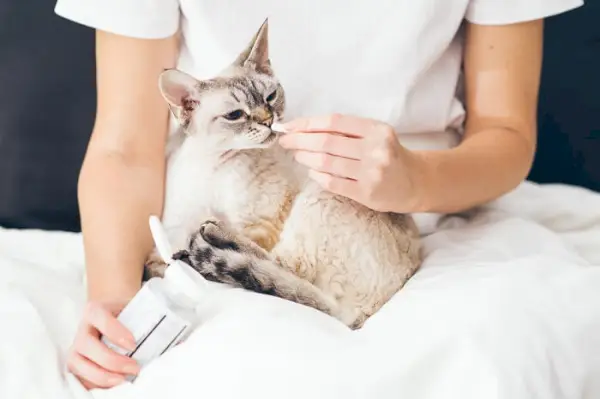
[252,107,273,126]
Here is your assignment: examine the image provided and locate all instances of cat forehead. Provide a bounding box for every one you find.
[207,73,275,91]
[201,75,277,104]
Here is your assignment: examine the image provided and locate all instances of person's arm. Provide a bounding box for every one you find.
[277,19,543,215]
[79,30,179,302]
[413,19,542,213]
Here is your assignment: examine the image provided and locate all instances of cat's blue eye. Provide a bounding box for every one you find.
[266,91,277,102]
[223,110,245,121]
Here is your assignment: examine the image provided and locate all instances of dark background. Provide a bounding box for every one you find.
[0,1,598,232]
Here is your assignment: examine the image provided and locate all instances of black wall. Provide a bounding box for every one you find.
[0,1,598,232]
[0,2,95,231]
[529,1,600,190]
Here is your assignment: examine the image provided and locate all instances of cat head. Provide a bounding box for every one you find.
[158,18,285,151]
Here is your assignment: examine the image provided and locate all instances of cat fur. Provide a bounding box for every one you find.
[147,19,422,329]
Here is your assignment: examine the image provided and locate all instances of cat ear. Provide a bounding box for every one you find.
[232,18,272,75]
[158,69,201,126]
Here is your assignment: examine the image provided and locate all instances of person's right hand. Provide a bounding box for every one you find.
[66,301,140,390]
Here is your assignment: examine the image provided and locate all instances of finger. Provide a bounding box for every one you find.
[84,303,136,351]
[81,379,99,391]
[278,133,362,160]
[282,114,382,138]
[295,151,361,180]
[67,352,126,389]
[77,332,140,375]
[308,169,360,201]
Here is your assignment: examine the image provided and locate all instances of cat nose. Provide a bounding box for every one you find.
[253,107,273,126]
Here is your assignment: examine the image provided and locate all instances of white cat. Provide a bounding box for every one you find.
[148,19,422,329]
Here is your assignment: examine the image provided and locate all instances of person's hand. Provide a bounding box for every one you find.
[66,301,140,390]
[277,114,425,213]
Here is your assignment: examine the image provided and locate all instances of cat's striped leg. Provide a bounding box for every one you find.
[183,219,344,322]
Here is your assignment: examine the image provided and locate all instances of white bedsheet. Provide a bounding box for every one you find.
[1,181,599,399]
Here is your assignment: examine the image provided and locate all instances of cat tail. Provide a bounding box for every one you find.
[185,220,347,324]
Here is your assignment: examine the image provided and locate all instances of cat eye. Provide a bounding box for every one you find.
[266,90,277,102]
[223,109,245,121]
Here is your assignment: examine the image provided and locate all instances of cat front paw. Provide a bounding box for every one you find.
[198,218,240,251]
[185,221,271,292]
[182,221,242,284]
[197,218,270,261]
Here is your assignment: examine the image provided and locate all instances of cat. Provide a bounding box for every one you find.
[148,19,423,329]
[143,19,300,279]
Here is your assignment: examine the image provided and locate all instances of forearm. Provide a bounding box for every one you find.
[413,127,535,214]
[77,31,178,302]
[78,152,165,302]
[408,20,544,214]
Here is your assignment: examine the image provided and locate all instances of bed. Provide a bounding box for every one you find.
[0,1,599,399]
[1,181,600,399]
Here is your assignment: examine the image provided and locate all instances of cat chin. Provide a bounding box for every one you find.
[228,132,280,151]
[255,131,279,148]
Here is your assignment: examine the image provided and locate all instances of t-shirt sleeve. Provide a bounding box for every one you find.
[466,0,584,25]
[54,0,180,39]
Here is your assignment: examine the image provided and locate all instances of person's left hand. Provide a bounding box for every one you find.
[277,114,425,213]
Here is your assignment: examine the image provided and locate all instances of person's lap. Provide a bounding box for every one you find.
[357,205,600,397]
[118,199,600,398]
[2,182,599,398]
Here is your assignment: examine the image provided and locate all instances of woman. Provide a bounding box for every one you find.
[54,0,583,390]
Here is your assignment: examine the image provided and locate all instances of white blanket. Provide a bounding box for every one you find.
[1,181,599,399]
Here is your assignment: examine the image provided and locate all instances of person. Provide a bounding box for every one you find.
[53,0,583,390]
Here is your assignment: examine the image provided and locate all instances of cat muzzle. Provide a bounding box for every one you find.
[252,107,274,126]
[260,131,278,145]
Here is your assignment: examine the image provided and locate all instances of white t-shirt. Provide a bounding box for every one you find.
[54,0,583,232]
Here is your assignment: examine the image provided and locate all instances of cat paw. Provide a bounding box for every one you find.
[198,218,268,259]
[184,227,252,286]
[199,217,224,231]
[143,250,168,280]
[183,218,272,289]
[144,247,194,281]
[198,218,240,251]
